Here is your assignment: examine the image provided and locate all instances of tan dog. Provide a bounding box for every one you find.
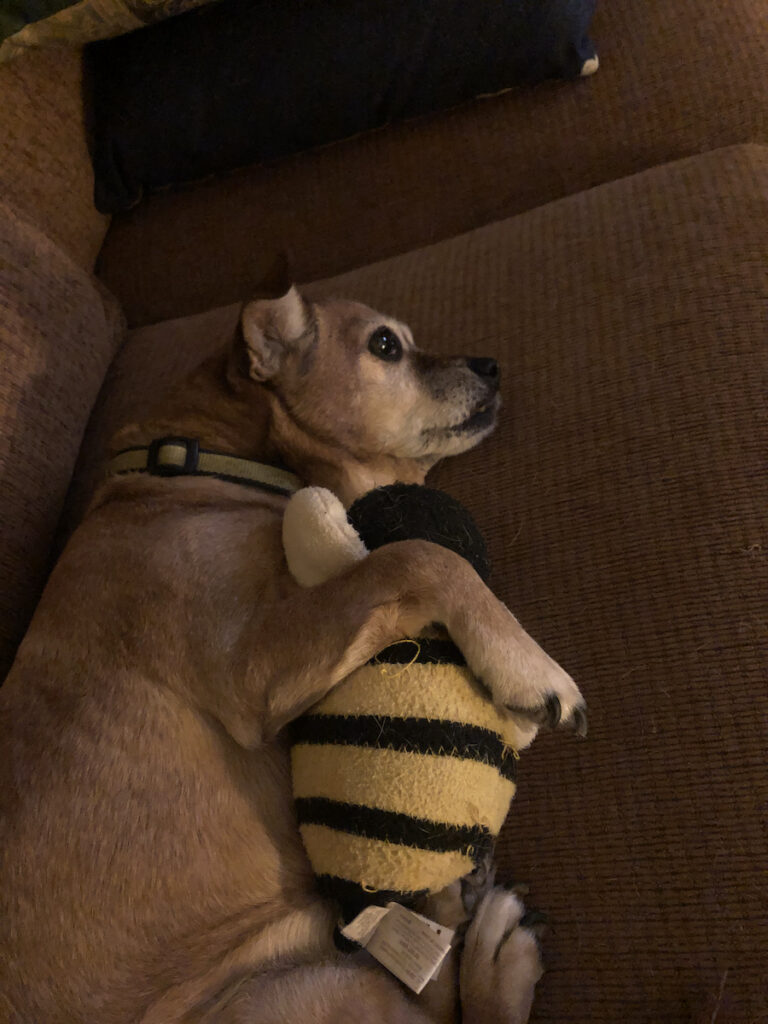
[0,286,585,1024]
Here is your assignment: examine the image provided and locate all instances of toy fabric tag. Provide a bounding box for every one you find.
[339,904,390,946]
[340,902,454,994]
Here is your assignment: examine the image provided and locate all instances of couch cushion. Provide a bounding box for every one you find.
[69,143,768,1020]
[0,47,109,270]
[96,0,768,329]
[0,201,123,679]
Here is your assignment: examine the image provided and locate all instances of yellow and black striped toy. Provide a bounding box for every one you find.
[287,484,527,931]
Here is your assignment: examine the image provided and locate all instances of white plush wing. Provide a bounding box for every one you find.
[282,487,369,587]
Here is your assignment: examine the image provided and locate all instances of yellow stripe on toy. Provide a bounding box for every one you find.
[313,659,526,749]
[298,824,475,896]
[292,742,516,835]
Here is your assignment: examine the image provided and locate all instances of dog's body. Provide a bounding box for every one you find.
[0,289,584,1023]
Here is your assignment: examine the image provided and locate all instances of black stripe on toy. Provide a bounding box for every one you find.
[296,796,494,856]
[317,873,427,912]
[291,715,518,782]
[369,637,465,666]
[319,875,429,949]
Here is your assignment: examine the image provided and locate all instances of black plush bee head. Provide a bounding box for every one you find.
[346,483,490,583]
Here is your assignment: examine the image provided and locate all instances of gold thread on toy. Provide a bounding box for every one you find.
[375,639,422,678]
[362,882,378,893]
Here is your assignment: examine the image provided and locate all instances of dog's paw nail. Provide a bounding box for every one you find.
[461,852,497,916]
[544,694,561,729]
[519,909,549,937]
[569,704,588,738]
[503,694,573,732]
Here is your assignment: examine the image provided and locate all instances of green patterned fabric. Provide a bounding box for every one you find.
[0,0,75,40]
[0,0,213,63]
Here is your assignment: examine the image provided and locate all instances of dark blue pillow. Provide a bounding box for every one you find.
[86,0,598,214]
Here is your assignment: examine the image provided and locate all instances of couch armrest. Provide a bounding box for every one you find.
[0,46,109,270]
[0,199,123,679]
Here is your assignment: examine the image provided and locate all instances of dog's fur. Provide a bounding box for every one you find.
[0,287,584,1023]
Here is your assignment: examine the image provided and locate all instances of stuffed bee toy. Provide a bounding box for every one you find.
[282,483,534,939]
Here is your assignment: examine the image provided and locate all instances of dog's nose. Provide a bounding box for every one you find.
[466,357,500,385]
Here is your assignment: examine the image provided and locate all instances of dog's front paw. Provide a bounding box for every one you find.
[498,651,587,741]
[460,604,586,742]
[460,851,497,919]
[414,853,497,935]
[460,888,545,1024]
[282,486,368,587]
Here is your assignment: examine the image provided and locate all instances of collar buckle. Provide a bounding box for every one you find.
[146,437,200,477]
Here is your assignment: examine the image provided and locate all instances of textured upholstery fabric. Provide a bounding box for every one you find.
[96,0,768,328]
[0,201,123,679]
[67,145,768,1021]
[0,46,109,270]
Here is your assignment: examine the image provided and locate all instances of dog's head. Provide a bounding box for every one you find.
[233,286,500,482]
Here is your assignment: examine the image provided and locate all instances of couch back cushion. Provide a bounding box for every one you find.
[95,0,768,330]
[0,201,123,679]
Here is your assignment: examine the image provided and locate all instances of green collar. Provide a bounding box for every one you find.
[107,437,302,497]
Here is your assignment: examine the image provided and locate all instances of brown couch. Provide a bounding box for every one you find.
[1,1,766,1019]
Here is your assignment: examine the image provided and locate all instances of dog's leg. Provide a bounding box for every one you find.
[412,853,498,1024]
[191,960,439,1024]
[214,538,584,747]
[197,866,505,1024]
[411,881,465,1024]
[460,888,546,1024]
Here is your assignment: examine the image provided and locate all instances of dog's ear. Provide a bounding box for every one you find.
[238,285,313,382]
[252,249,294,301]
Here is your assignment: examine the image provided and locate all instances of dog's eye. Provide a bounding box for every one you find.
[368,327,402,362]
